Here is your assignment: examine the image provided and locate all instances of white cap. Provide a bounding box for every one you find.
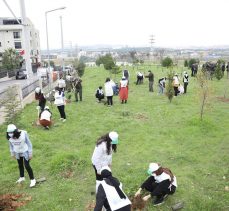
[109,131,119,144]
[45,106,49,110]
[148,163,160,174]
[100,166,111,174]
[35,87,41,93]
[7,124,17,133]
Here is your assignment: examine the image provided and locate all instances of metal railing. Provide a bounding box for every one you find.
[21,79,39,98]
[0,70,8,79]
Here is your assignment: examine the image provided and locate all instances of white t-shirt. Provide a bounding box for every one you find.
[40,110,51,121]
[104,82,114,97]
[91,142,112,173]
[101,181,131,211]
[54,92,65,106]
[120,80,128,88]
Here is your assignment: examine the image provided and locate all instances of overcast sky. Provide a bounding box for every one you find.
[0,0,229,49]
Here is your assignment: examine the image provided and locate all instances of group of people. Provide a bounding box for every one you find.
[5,123,177,210]
[91,131,177,209]
[173,72,189,96]
[34,73,84,127]
[35,86,66,127]
[96,72,129,106]
[6,67,181,210]
[135,70,189,96]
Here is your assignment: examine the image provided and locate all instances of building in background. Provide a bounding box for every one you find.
[0,17,41,65]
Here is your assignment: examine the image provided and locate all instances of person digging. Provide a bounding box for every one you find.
[134,163,177,206]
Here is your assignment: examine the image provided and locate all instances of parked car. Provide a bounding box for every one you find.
[16,69,27,79]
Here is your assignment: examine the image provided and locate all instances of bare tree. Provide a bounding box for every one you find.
[196,71,210,121]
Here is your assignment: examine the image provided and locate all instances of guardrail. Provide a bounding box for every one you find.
[21,79,39,98]
[0,70,7,79]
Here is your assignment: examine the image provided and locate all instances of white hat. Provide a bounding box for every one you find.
[147,163,160,175]
[100,166,111,174]
[109,131,119,144]
[45,106,49,110]
[35,87,41,93]
[7,124,17,133]
[122,76,126,80]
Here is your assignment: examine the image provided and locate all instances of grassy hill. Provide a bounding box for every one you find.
[0,65,229,211]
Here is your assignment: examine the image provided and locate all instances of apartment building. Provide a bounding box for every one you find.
[0,17,41,64]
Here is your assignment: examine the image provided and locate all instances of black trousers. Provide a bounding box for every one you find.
[75,88,82,101]
[136,76,143,85]
[174,87,179,96]
[92,165,103,181]
[107,96,113,105]
[17,157,34,180]
[57,105,66,119]
[96,94,104,101]
[184,82,188,93]
[143,178,176,198]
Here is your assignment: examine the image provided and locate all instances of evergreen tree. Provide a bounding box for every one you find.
[165,70,174,102]
[2,48,21,71]
[161,57,173,68]
[214,60,224,80]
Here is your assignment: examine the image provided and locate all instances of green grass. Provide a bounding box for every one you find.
[0,65,229,211]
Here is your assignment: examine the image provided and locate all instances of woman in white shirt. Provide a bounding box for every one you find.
[6,124,36,188]
[39,106,52,129]
[104,78,114,106]
[119,77,129,104]
[91,131,119,192]
[54,87,66,122]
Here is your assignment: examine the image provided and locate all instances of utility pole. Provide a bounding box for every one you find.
[149,34,155,64]
[20,0,32,78]
[2,0,32,77]
[60,16,65,73]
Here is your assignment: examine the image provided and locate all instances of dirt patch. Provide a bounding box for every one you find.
[85,200,96,210]
[216,97,229,103]
[61,170,74,179]
[0,194,31,211]
[130,195,146,210]
[135,113,149,121]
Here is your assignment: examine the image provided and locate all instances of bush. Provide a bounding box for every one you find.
[161,57,173,68]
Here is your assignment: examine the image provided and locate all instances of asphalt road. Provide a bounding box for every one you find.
[0,74,39,93]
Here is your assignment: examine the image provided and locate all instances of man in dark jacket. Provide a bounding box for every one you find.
[145,70,154,92]
[73,77,82,102]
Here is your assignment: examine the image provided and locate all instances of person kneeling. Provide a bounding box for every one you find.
[94,166,131,211]
[39,106,52,129]
[135,163,177,206]
[95,86,105,103]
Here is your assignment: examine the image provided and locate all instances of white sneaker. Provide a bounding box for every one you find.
[16,177,25,183]
[62,119,66,122]
[30,179,36,188]
[59,118,64,121]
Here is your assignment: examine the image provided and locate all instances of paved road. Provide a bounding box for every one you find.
[0,74,39,93]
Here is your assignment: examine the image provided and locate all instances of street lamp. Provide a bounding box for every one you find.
[45,6,66,90]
